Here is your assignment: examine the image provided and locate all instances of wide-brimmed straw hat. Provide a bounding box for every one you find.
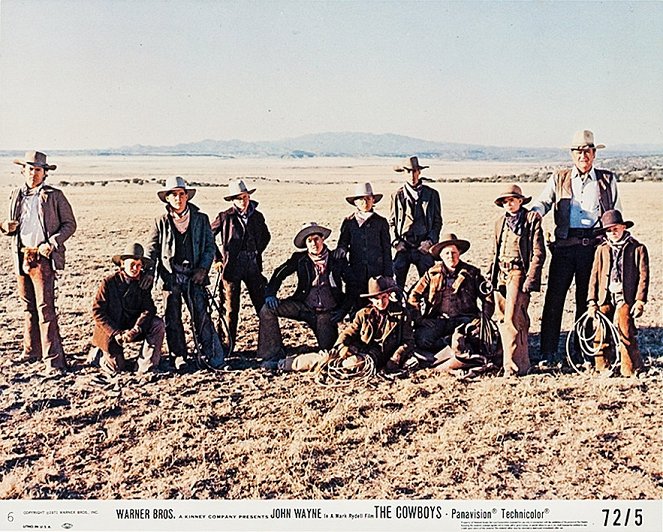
[394,155,429,173]
[361,276,398,298]
[596,209,634,233]
[157,176,196,203]
[224,179,256,201]
[494,184,532,206]
[112,242,154,268]
[13,151,57,171]
[570,130,605,150]
[345,182,383,205]
[430,233,471,258]
[293,222,332,249]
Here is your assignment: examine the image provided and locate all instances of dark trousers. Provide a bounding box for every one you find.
[163,282,223,360]
[17,256,66,369]
[394,248,434,289]
[540,243,596,362]
[221,255,266,343]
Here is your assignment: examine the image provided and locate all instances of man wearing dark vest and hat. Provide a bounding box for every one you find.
[143,176,224,370]
[587,210,648,377]
[91,242,165,377]
[336,182,393,316]
[1,151,76,377]
[390,156,442,288]
[489,185,545,376]
[530,130,621,368]
[257,222,351,359]
[211,179,271,345]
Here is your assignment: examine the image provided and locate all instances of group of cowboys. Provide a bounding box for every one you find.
[1,129,650,381]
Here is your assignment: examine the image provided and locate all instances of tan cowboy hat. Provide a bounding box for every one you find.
[430,233,471,258]
[157,176,196,202]
[293,222,332,249]
[394,155,429,173]
[570,130,605,150]
[596,209,634,233]
[361,276,398,298]
[494,184,532,206]
[112,242,154,268]
[13,151,57,171]
[224,179,256,201]
[345,182,383,205]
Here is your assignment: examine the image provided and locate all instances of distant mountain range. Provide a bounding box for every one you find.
[3,132,662,160]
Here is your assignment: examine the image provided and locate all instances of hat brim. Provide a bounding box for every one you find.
[430,239,471,258]
[494,194,532,207]
[224,188,256,201]
[569,144,606,150]
[596,220,634,233]
[294,226,332,249]
[13,159,57,171]
[157,188,196,203]
[394,166,429,173]
[112,254,154,268]
[345,193,383,205]
[360,285,397,298]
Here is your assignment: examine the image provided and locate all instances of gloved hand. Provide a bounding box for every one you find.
[1,220,18,234]
[122,327,142,343]
[418,240,433,253]
[331,247,347,260]
[38,242,53,258]
[630,300,645,318]
[330,309,347,323]
[587,301,599,320]
[527,210,542,223]
[264,296,279,310]
[191,268,208,285]
[139,273,154,290]
[522,279,534,293]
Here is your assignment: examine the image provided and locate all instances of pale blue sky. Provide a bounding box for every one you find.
[0,0,661,150]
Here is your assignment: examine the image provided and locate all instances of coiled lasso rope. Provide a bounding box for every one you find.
[566,310,620,374]
[314,350,377,387]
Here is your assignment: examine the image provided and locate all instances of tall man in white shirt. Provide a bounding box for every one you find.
[529,130,621,367]
[1,151,77,376]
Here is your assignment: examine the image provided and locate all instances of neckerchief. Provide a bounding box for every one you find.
[308,245,329,282]
[607,232,631,284]
[169,206,190,234]
[505,208,526,237]
[354,210,374,227]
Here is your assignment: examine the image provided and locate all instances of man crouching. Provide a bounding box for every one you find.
[91,243,165,377]
[270,276,414,372]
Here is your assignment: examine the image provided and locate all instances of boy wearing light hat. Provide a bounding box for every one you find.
[336,182,393,316]
[488,184,545,376]
[587,210,648,376]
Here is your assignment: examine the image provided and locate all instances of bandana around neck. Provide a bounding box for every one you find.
[169,206,190,234]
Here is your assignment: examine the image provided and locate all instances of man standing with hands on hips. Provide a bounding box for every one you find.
[1,151,77,377]
[530,130,621,368]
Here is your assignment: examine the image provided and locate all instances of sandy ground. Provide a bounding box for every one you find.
[0,157,661,499]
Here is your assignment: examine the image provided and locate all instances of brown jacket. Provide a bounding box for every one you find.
[489,209,546,291]
[92,271,158,351]
[408,260,492,320]
[335,301,414,367]
[2,184,77,273]
[588,235,649,306]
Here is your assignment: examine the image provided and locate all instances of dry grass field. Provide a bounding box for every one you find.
[0,156,661,500]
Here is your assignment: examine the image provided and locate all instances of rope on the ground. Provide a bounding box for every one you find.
[314,350,376,387]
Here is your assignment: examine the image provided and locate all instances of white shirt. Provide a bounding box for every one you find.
[19,185,46,248]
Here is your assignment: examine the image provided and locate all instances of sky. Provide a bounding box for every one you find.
[0,0,662,150]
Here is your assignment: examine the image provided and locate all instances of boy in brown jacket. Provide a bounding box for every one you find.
[489,185,545,376]
[587,210,649,377]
